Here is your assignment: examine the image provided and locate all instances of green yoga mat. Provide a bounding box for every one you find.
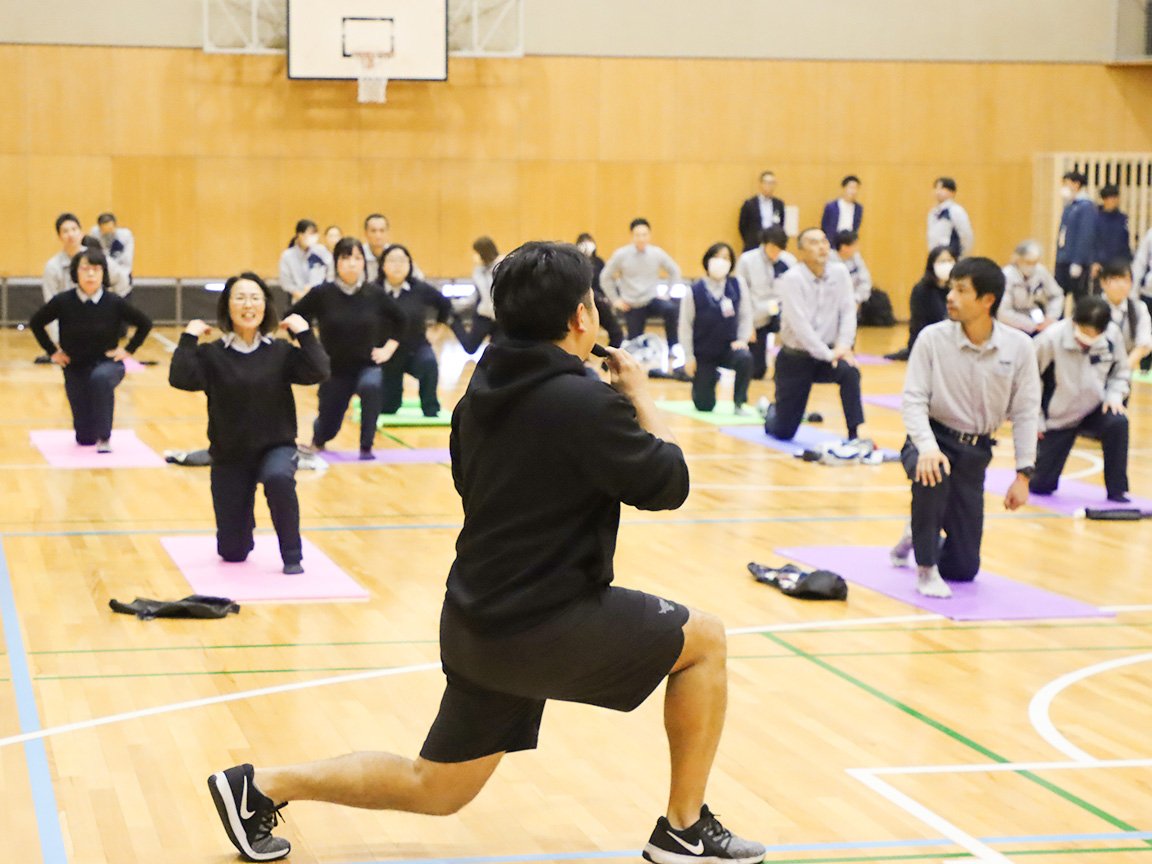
[657,400,763,426]
[350,397,451,427]
[1133,370,1152,385]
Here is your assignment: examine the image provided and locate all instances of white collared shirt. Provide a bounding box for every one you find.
[384,280,411,299]
[758,195,779,229]
[221,332,273,354]
[777,261,857,361]
[836,199,855,233]
[76,287,104,304]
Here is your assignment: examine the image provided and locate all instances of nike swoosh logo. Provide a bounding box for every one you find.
[239,777,256,820]
[666,832,704,855]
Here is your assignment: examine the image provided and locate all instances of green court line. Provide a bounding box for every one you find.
[730,643,1152,660]
[764,633,1146,838]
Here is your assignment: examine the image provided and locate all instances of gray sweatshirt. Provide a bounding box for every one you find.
[997,264,1063,334]
[734,248,796,328]
[600,243,682,307]
[1034,319,1130,432]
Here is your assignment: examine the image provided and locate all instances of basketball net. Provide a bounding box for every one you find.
[354,51,392,104]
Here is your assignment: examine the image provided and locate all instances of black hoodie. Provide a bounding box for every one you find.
[446,340,689,635]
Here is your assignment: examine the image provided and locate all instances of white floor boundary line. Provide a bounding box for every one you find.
[149,331,177,352]
[726,614,942,635]
[1064,449,1105,481]
[846,769,1012,862]
[693,484,910,492]
[1028,652,1152,762]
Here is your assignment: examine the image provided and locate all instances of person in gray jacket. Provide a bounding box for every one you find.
[998,240,1063,335]
[1031,296,1131,502]
[600,218,683,351]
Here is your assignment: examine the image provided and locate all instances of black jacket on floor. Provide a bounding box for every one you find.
[446,340,689,635]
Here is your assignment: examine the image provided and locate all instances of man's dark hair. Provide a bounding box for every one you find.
[80,235,101,252]
[1073,295,1112,332]
[760,226,788,249]
[934,177,957,193]
[836,230,859,248]
[332,236,365,264]
[492,242,593,341]
[759,170,775,182]
[69,247,112,289]
[629,217,650,232]
[364,213,389,230]
[1099,257,1133,282]
[1063,171,1088,187]
[97,212,116,226]
[217,272,280,335]
[841,175,860,187]
[701,242,736,270]
[951,257,1004,315]
[576,232,595,246]
[56,212,80,234]
[1100,184,1120,199]
[473,236,499,266]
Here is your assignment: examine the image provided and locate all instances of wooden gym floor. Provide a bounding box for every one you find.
[1,324,1151,864]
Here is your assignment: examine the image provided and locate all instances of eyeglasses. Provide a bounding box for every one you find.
[231,294,265,306]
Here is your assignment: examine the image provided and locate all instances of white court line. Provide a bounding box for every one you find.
[693,484,910,492]
[1028,652,1152,762]
[1063,449,1105,481]
[149,331,177,352]
[726,614,941,635]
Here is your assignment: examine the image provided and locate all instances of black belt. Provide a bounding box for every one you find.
[930,420,995,448]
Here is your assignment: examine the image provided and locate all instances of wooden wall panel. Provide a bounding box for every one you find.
[0,156,31,276]
[6,45,1152,312]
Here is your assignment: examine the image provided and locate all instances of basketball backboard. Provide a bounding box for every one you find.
[287,0,447,80]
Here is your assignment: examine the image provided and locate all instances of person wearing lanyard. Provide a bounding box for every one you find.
[997,240,1063,335]
[891,257,1040,598]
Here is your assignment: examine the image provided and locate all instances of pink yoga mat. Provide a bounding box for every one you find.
[160,534,369,603]
[30,429,166,468]
[775,545,1111,621]
[854,354,892,366]
[720,425,900,459]
[863,394,903,411]
[985,468,1151,515]
[123,356,147,372]
[320,448,450,465]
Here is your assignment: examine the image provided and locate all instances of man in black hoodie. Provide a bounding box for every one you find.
[207,242,765,864]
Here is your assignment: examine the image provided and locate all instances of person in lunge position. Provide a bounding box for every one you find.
[890,257,1040,598]
[206,242,765,864]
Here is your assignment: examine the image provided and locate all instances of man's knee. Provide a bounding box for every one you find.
[412,757,498,816]
[674,608,726,672]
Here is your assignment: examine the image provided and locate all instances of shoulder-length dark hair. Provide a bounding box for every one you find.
[287,219,318,249]
[922,245,954,282]
[377,244,413,284]
[70,247,112,289]
[216,272,280,334]
[701,241,736,271]
[333,236,365,264]
[472,236,499,267]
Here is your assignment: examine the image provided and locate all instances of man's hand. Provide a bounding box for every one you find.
[831,345,858,367]
[1004,475,1030,510]
[602,345,648,399]
[105,347,129,362]
[1104,401,1127,416]
[730,340,748,351]
[613,299,631,313]
[1036,317,1055,332]
[51,350,70,367]
[915,449,950,486]
[280,313,310,335]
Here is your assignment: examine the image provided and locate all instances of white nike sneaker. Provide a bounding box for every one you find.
[208,763,290,861]
[642,805,765,864]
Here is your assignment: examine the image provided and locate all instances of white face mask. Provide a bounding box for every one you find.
[1074,327,1097,349]
[577,240,595,256]
[1060,186,1075,202]
[933,261,954,282]
[707,257,731,280]
[1019,263,1037,279]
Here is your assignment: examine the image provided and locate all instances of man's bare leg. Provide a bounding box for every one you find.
[663,608,728,830]
[255,751,503,816]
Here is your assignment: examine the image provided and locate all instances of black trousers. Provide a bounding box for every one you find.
[766,349,864,441]
[1140,295,1152,373]
[623,298,679,347]
[383,343,440,416]
[314,364,383,451]
[1053,262,1088,299]
[692,347,753,411]
[751,316,780,380]
[1031,407,1129,500]
[62,360,125,445]
[901,433,992,581]
[451,314,501,354]
[210,445,301,566]
[593,292,624,348]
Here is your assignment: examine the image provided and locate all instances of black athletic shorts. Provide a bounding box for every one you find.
[419,585,690,764]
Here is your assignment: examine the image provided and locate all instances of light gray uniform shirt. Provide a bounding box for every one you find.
[474,264,495,319]
[734,248,796,328]
[1033,319,1130,432]
[927,200,974,255]
[279,244,334,299]
[677,276,754,367]
[902,320,1040,470]
[777,260,856,362]
[830,249,872,304]
[600,243,682,307]
[1108,296,1152,354]
[89,226,135,273]
[1132,229,1152,299]
[997,263,1063,334]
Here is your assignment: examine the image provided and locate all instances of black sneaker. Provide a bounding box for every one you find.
[642,805,765,864]
[207,764,290,861]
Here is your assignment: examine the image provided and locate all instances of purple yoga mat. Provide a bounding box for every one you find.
[720,425,899,459]
[855,354,892,366]
[863,393,903,411]
[775,545,1112,621]
[984,468,1151,515]
[319,447,450,465]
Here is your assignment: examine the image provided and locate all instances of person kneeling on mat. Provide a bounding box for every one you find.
[679,241,753,414]
[205,241,765,864]
[891,257,1041,598]
[170,273,330,575]
[1030,295,1131,503]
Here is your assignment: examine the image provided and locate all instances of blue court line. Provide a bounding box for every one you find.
[0,539,67,864]
[0,510,1063,540]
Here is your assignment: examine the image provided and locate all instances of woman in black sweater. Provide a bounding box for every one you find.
[30,246,152,452]
[375,244,452,417]
[886,246,955,360]
[290,237,404,459]
[170,272,329,574]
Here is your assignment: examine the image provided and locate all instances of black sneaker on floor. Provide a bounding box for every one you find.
[207,763,291,861]
[642,805,765,864]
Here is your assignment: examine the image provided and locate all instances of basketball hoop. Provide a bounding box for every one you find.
[354,51,393,104]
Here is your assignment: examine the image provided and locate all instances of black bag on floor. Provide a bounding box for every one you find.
[748,562,848,600]
[110,594,240,620]
[858,288,896,327]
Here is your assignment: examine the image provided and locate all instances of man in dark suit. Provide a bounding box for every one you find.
[739,171,785,252]
[821,176,863,250]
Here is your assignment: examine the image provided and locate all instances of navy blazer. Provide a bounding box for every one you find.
[821,200,864,249]
[738,196,785,251]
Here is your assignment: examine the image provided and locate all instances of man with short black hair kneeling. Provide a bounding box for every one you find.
[206,241,765,864]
